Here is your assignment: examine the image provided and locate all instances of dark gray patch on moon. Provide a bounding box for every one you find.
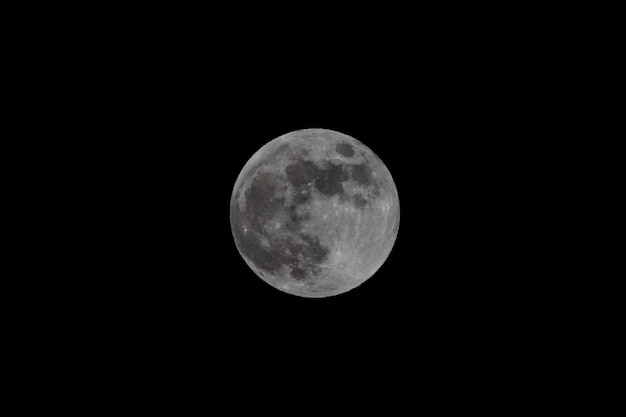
[245,172,285,227]
[314,163,349,197]
[290,266,309,280]
[292,188,312,206]
[286,234,329,280]
[350,163,373,187]
[336,143,355,157]
[287,157,351,198]
[285,159,318,187]
[352,194,368,208]
[285,190,311,232]
[232,220,280,275]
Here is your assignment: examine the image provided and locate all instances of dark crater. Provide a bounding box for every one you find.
[352,194,369,208]
[336,143,355,157]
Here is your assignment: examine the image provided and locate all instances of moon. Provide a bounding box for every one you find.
[230,128,400,298]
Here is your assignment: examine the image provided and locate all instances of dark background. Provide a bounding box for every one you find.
[28,6,579,401]
[83,40,542,361]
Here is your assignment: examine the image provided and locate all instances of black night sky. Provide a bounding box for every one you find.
[52,12,560,396]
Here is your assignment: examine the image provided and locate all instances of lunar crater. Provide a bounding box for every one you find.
[336,143,355,157]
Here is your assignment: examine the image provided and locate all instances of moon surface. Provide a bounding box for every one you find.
[230,128,400,298]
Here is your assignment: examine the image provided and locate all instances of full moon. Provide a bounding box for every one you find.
[230,128,400,298]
